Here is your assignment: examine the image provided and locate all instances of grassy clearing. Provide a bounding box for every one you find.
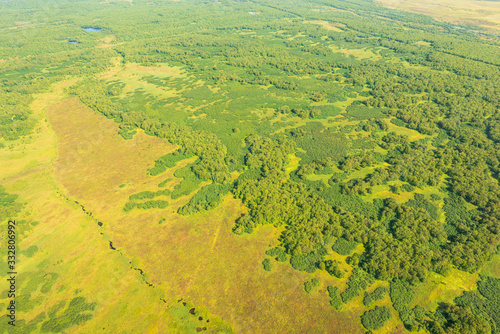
[328,45,382,61]
[285,153,301,177]
[305,20,345,32]
[412,270,479,312]
[384,118,428,142]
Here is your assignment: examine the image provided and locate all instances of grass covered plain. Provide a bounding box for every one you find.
[0,0,499,333]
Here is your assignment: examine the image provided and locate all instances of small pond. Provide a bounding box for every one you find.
[83,27,101,32]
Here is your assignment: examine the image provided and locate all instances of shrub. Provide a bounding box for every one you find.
[265,247,287,262]
[363,286,388,306]
[304,278,319,293]
[332,238,358,256]
[361,306,392,330]
[327,286,343,311]
[262,258,272,271]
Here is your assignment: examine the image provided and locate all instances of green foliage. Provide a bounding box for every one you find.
[40,297,96,333]
[171,164,203,199]
[323,260,345,278]
[265,247,288,262]
[178,183,231,215]
[338,154,376,171]
[331,237,358,256]
[129,189,171,201]
[290,253,323,273]
[21,245,38,258]
[430,194,441,201]
[149,150,194,176]
[431,276,500,334]
[0,185,22,218]
[262,258,272,272]
[443,193,478,235]
[340,268,372,303]
[390,280,418,329]
[289,122,348,164]
[401,184,415,192]
[361,201,448,283]
[363,286,388,306]
[346,104,385,120]
[124,200,169,212]
[361,306,392,330]
[426,303,491,334]
[405,193,439,220]
[118,127,137,140]
[158,178,173,187]
[327,286,343,311]
[304,278,320,293]
[4,2,500,332]
[232,214,255,235]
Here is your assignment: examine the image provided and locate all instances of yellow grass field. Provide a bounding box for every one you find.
[376,0,500,31]
[0,81,232,334]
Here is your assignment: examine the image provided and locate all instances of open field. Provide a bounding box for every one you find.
[0,81,232,333]
[376,0,500,31]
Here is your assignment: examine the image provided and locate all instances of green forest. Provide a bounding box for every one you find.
[0,0,499,333]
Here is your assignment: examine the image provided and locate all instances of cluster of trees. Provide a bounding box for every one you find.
[360,306,392,330]
[276,106,322,119]
[295,159,335,179]
[0,185,21,220]
[178,184,231,215]
[123,200,169,212]
[265,247,288,262]
[262,258,272,272]
[340,268,373,303]
[338,154,376,171]
[303,278,320,293]
[363,286,388,307]
[148,150,194,176]
[320,260,344,278]
[331,237,357,256]
[387,275,500,333]
[327,285,343,311]
[129,189,171,201]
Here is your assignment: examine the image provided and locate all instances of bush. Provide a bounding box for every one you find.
[390,280,417,329]
[148,150,194,176]
[232,214,254,235]
[304,278,319,293]
[323,260,344,278]
[178,183,231,215]
[341,268,372,303]
[262,258,272,271]
[332,238,358,256]
[363,286,388,306]
[129,189,171,201]
[290,253,323,273]
[327,286,343,311]
[158,178,173,187]
[266,247,287,262]
[361,306,392,330]
[405,193,439,220]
